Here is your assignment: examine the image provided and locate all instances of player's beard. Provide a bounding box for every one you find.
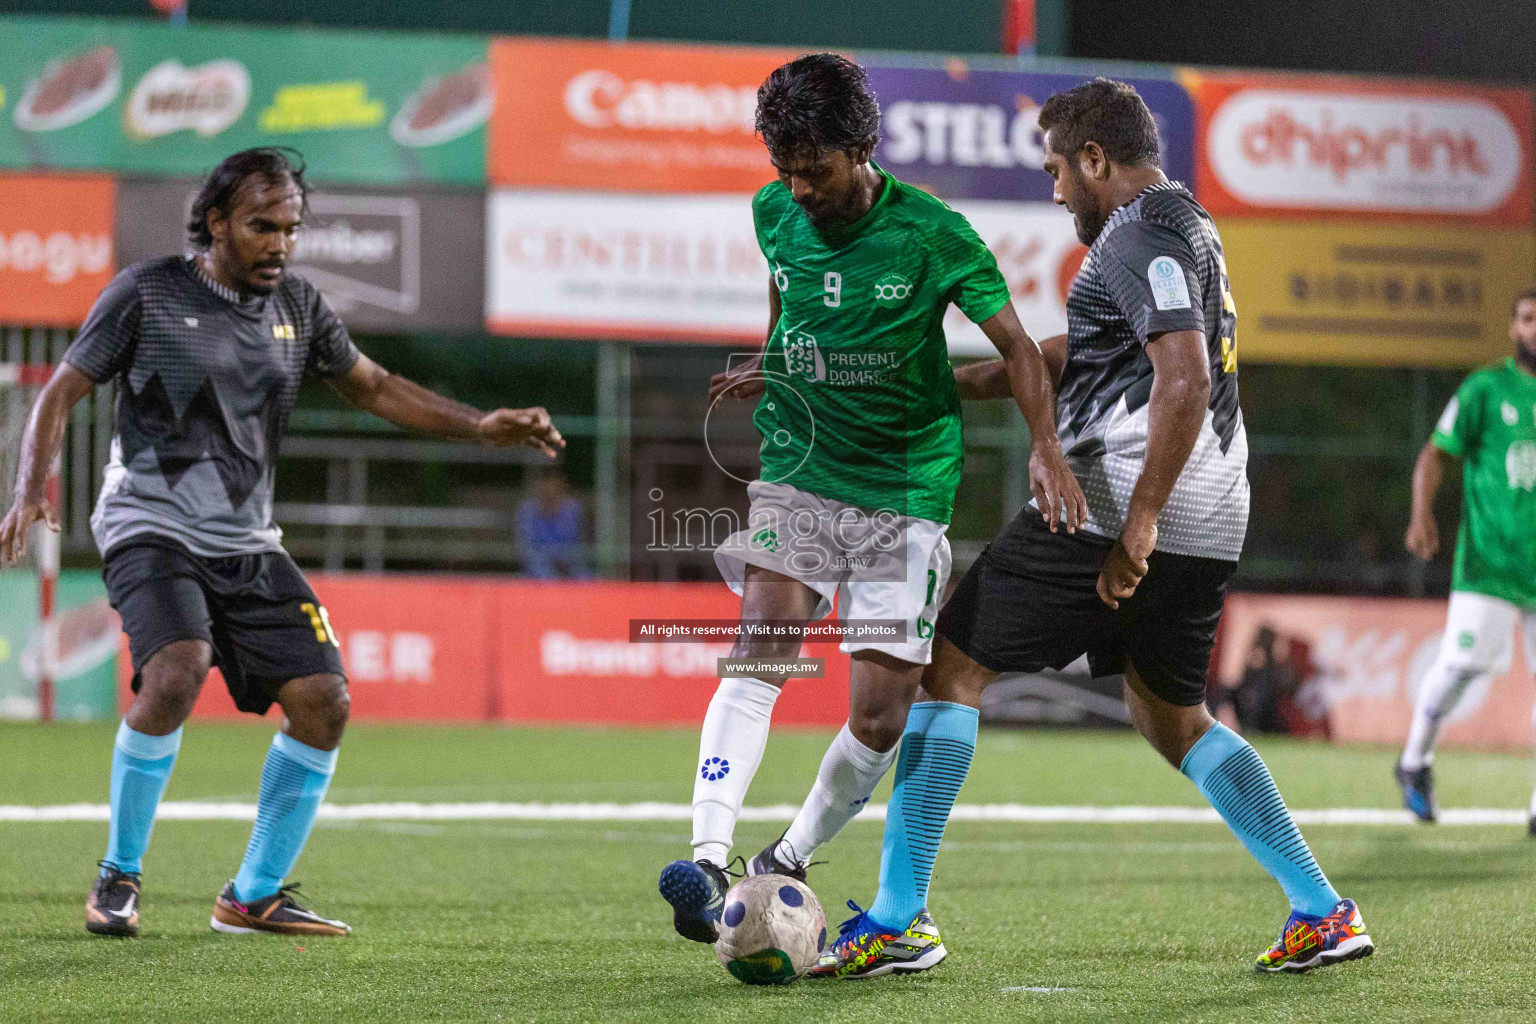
[1517,338,1536,374]
[1072,207,1106,247]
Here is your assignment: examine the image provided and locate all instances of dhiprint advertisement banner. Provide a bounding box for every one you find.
[861,60,1195,202]
[1219,594,1533,751]
[1184,70,1535,224]
[0,172,114,326]
[0,16,490,185]
[488,37,791,194]
[486,189,769,342]
[127,577,852,727]
[114,177,486,332]
[1218,219,1535,366]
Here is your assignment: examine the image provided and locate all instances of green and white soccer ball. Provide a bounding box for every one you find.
[714,874,826,985]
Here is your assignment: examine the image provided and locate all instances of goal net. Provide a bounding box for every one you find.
[0,363,59,721]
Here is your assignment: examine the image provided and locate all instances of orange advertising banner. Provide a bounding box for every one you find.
[0,172,114,326]
[1182,70,1535,226]
[120,576,852,727]
[1218,593,1533,751]
[488,37,792,193]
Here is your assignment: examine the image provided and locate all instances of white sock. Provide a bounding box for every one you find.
[1401,659,1484,770]
[778,723,898,863]
[692,677,781,867]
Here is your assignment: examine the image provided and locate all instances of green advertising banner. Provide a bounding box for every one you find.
[0,16,490,185]
[0,569,119,722]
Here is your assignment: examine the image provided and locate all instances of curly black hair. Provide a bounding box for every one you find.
[186,147,309,250]
[755,53,880,160]
[1037,78,1161,167]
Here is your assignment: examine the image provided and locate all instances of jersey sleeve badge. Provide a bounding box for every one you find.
[1148,256,1192,311]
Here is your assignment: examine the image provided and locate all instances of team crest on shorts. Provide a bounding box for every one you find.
[873,273,913,309]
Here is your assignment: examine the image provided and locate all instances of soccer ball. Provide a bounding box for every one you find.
[714,874,826,985]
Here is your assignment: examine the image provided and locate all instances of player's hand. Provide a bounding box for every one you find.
[476,407,565,457]
[0,498,59,567]
[1029,441,1087,534]
[709,358,766,405]
[1097,516,1156,609]
[1404,515,1439,561]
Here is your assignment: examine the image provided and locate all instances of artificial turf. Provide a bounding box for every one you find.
[2,722,1534,1023]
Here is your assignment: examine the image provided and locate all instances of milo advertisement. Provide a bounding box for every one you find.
[0,569,119,721]
[0,15,490,185]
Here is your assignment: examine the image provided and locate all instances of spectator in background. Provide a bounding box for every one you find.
[517,470,589,579]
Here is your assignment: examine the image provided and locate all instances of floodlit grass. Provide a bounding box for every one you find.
[3,722,1535,1023]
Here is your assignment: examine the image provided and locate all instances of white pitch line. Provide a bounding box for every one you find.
[0,802,1526,825]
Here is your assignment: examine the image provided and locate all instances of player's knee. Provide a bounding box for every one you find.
[280,674,349,748]
[136,641,210,723]
[847,707,905,753]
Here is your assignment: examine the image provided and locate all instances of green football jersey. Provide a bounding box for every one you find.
[750,165,1010,523]
[1431,357,1536,608]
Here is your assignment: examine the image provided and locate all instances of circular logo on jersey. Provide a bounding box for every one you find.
[873,272,914,308]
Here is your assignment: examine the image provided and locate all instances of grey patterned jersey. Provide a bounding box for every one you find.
[64,255,360,558]
[1054,181,1248,561]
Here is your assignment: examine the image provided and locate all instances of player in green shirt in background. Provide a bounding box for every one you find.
[658,54,1085,958]
[1398,286,1536,829]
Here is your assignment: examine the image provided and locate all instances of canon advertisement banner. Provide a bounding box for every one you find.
[114,177,485,333]
[0,173,114,326]
[861,60,1195,202]
[488,37,792,194]
[1186,70,1535,223]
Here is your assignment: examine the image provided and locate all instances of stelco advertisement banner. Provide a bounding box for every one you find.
[1219,593,1533,751]
[1185,70,1534,225]
[488,37,792,194]
[115,177,486,332]
[0,16,490,185]
[1219,219,1535,366]
[863,60,1195,202]
[0,172,114,326]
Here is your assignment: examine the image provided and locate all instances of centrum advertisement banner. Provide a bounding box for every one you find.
[1183,69,1535,224]
[1218,219,1535,366]
[115,177,486,333]
[0,16,490,185]
[488,37,792,194]
[1218,593,1533,751]
[861,58,1194,202]
[0,172,114,327]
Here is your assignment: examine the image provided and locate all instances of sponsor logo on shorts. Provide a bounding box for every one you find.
[873,272,913,308]
[1457,631,1476,650]
[750,528,782,553]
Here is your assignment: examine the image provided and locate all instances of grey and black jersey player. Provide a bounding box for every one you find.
[0,148,563,939]
[814,79,1374,980]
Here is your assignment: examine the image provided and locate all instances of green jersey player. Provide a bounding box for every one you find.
[658,53,1085,951]
[1397,286,1536,829]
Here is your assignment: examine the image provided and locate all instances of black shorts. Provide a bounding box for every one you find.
[937,510,1235,706]
[103,536,346,715]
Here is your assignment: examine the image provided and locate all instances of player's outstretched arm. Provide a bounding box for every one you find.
[979,307,1086,534]
[954,334,1067,400]
[0,364,94,566]
[1098,329,1209,609]
[709,275,782,406]
[329,352,565,457]
[1405,441,1454,560]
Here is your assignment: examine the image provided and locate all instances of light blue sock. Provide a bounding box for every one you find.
[103,721,182,875]
[233,733,338,902]
[867,702,979,928]
[1181,722,1340,918]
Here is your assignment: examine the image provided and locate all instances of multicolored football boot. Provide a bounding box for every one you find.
[658,859,733,943]
[1254,898,1374,973]
[807,901,947,980]
[86,862,141,938]
[211,881,351,936]
[1394,761,1437,823]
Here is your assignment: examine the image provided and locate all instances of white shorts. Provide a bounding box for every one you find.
[1430,590,1536,678]
[713,480,951,664]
